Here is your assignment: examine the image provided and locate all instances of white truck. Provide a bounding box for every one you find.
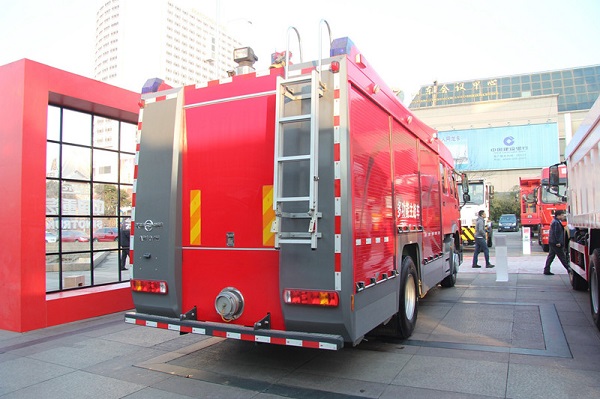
[550,95,600,330]
[458,179,493,247]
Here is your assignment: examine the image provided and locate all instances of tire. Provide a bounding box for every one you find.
[570,268,588,291]
[396,256,419,339]
[590,249,600,330]
[441,237,458,288]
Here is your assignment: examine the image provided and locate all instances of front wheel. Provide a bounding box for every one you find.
[590,249,600,330]
[396,256,419,339]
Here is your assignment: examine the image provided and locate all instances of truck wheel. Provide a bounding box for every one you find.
[570,268,588,291]
[590,249,600,330]
[397,256,418,339]
[441,237,458,288]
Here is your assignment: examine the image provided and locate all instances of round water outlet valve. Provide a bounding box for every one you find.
[214,287,244,321]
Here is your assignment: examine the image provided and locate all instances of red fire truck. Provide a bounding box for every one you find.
[551,96,600,330]
[519,177,541,235]
[125,27,464,350]
[538,166,567,251]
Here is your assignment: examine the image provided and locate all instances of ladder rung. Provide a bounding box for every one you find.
[277,155,310,162]
[276,196,310,203]
[280,232,313,238]
[279,114,311,123]
[278,238,312,245]
[278,212,322,219]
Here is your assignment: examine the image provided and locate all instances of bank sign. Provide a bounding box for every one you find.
[438,123,559,171]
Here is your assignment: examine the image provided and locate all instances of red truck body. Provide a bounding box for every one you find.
[124,35,463,349]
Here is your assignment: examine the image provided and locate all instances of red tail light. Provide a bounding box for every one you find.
[283,289,339,307]
[131,279,168,294]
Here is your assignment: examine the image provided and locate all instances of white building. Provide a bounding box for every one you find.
[94,0,244,92]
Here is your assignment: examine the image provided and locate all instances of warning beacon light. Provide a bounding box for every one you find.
[233,47,258,75]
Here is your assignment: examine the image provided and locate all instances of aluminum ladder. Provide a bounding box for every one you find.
[272,22,330,249]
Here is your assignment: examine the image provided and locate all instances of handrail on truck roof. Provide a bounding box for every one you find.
[285,26,302,79]
[318,19,332,75]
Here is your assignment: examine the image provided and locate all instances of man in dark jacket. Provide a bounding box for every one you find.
[119,218,131,271]
[543,210,569,275]
[472,210,494,268]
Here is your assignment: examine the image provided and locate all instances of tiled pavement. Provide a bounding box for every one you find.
[1,253,599,398]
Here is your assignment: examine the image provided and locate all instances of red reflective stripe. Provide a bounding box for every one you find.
[213,330,227,338]
[335,252,341,272]
[334,115,340,126]
[135,319,146,326]
[241,333,255,341]
[334,143,340,162]
[270,337,286,346]
[180,325,193,333]
[334,89,340,99]
[302,340,320,349]
[334,180,341,197]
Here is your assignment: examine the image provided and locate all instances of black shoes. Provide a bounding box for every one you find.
[472,264,481,268]
[544,271,555,275]
[486,264,495,268]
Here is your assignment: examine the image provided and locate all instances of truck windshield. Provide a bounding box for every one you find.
[540,184,566,204]
[459,183,484,205]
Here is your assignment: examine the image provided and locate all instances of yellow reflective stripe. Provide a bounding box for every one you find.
[190,190,201,245]
[262,185,275,246]
[461,227,475,240]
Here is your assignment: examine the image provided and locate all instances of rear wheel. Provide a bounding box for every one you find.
[590,249,600,330]
[441,237,458,288]
[570,268,588,291]
[396,256,418,339]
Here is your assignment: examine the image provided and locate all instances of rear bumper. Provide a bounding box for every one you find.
[125,311,344,350]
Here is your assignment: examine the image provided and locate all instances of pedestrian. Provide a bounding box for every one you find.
[119,217,131,271]
[543,210,570,275]
[472,210,494,268]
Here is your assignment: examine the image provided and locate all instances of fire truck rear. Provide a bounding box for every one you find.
[538,165,567,251]
[551,96,600,331]
[519,177,541,235]
[125,26,464,349]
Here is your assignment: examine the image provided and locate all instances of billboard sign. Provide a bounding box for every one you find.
[438,123,559,171]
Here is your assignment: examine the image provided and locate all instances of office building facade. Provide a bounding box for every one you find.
[409,65,600,193]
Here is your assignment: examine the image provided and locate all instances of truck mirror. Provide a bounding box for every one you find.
[549,164,560,186]
[463,193,471,203]
[489,185,494,199]
[461,173,469,194]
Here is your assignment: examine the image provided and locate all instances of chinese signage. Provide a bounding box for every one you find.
[438,123,559,171]
[411,79,500,108]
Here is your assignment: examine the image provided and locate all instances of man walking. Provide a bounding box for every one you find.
[119,217,131,271]
[472,210,494,268]
[544,210,570,275]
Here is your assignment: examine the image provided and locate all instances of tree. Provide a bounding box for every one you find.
[94,184,131,216]
[490,185,520,223]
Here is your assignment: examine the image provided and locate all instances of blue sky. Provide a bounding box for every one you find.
[1,0,598,101]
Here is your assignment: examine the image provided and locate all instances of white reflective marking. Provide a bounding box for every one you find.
[286,339,303,347]
[226,332,241,339]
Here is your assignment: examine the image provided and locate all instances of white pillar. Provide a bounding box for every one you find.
[495,235,509,282]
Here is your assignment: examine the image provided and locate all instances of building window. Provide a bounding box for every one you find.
[45,105,136,292]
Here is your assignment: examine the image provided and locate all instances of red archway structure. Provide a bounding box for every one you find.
[0,59,139,332]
